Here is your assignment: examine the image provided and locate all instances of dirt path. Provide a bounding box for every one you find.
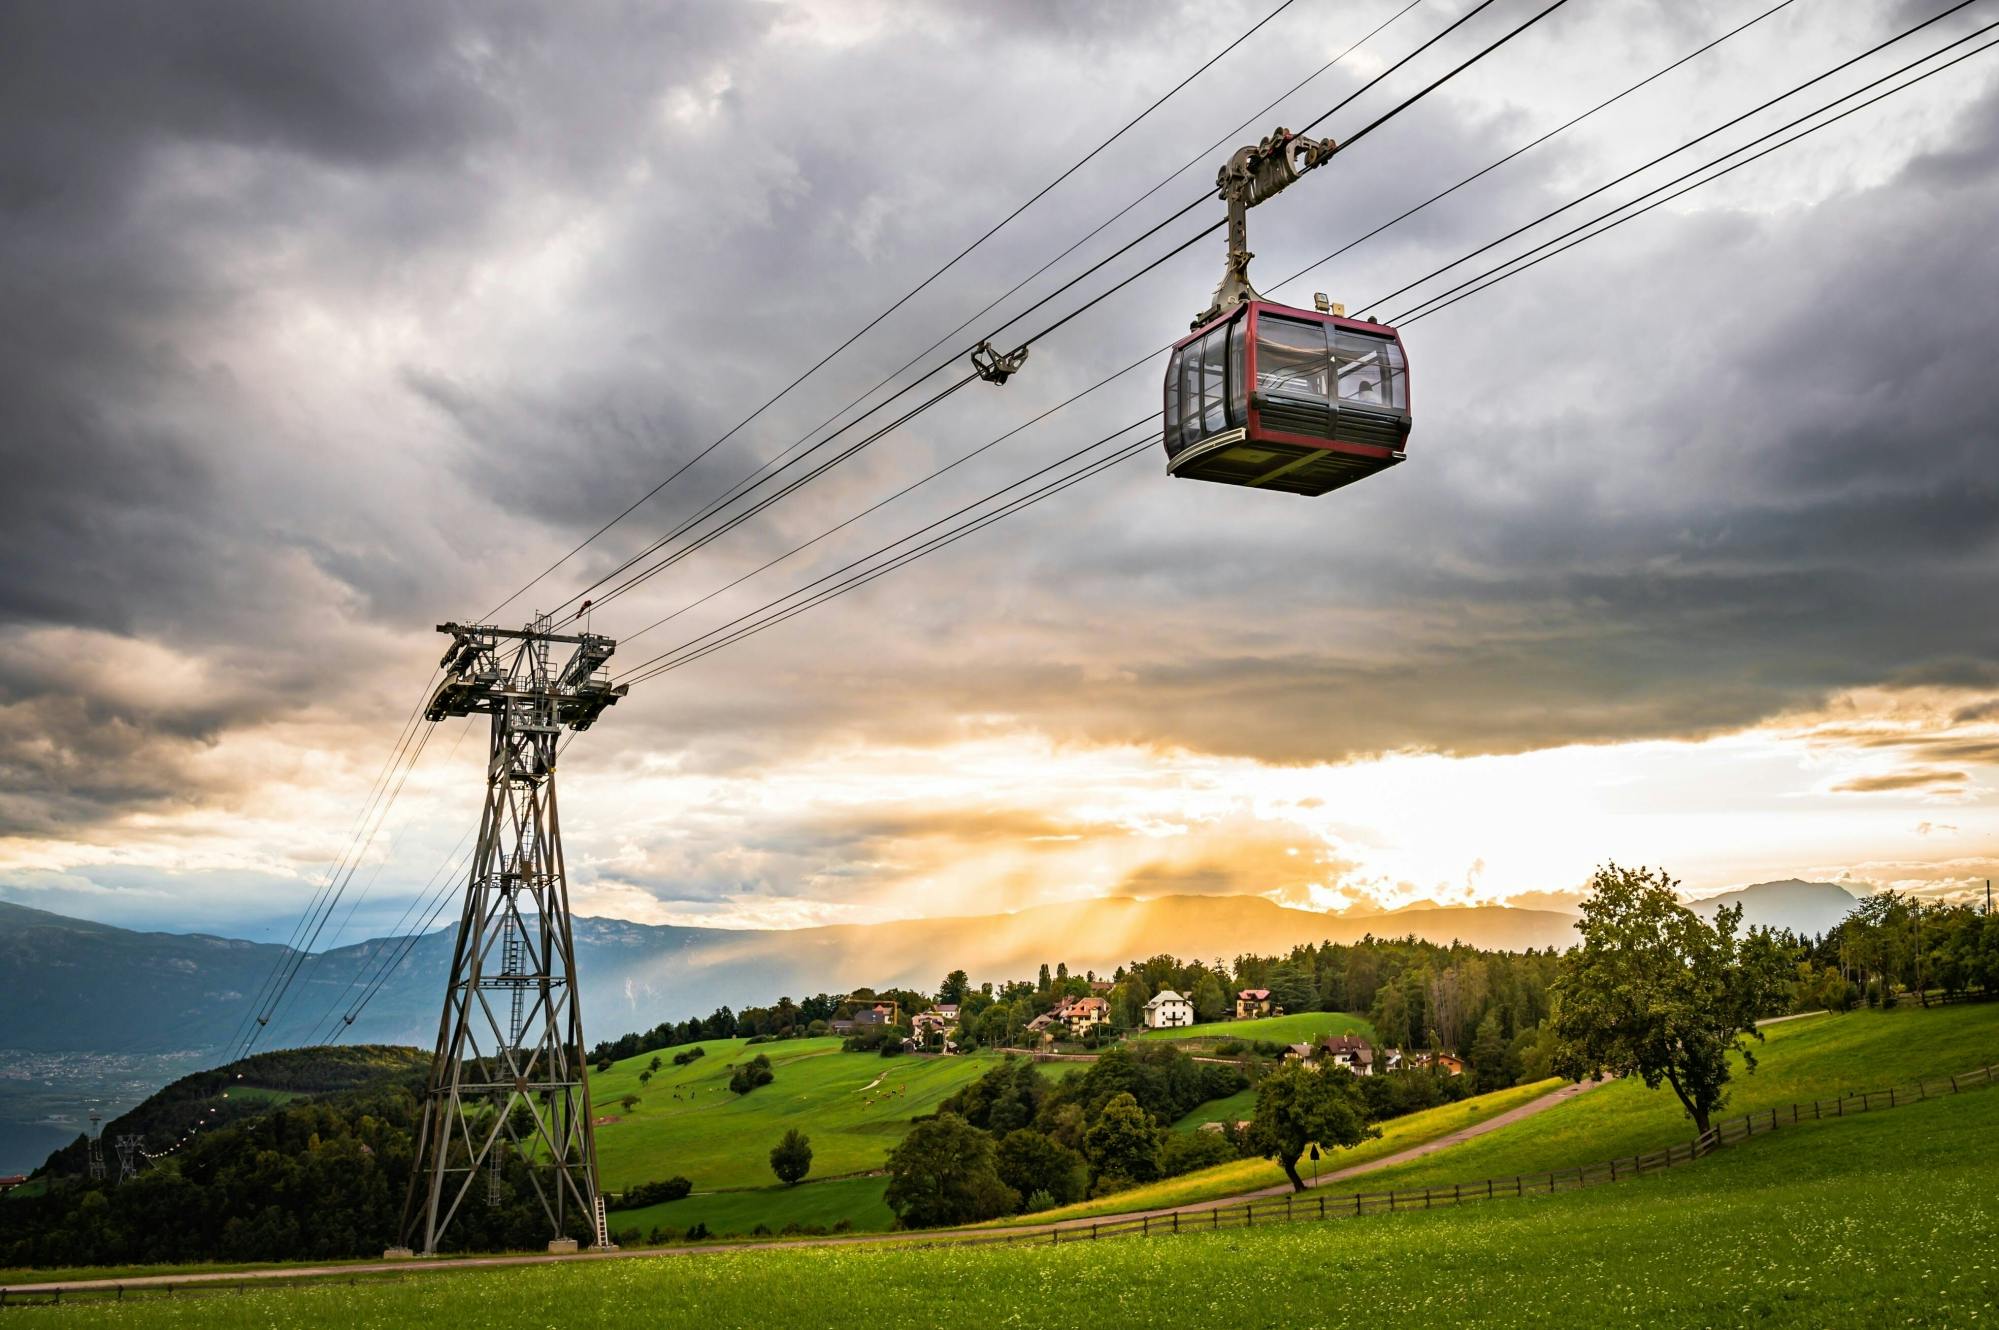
[2,1077,1616,1296]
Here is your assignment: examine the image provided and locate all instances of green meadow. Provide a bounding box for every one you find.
[1138,1010,1374,1045]
[35,1015,1999,1328]
[1347,1003,1998,1193]
[590,1038,1003,1235]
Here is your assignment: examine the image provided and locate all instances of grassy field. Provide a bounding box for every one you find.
[591,1039,1003,1194]
[612,1175,894,1238]
[35,1039,1999,1327]
[1349,1004,1997,1193]
[1171,1086,1255,1130]
[1138,1011,1374,1045]
[1007,1078,1560,1226]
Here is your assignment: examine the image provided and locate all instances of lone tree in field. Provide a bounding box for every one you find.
[1549,863,1791,1134]
[1247,1063,1376,1192]
[769,1128,813,1186]
[883,1113,1018,1228]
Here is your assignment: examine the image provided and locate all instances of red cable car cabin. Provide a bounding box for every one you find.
[1163,301,1410,497]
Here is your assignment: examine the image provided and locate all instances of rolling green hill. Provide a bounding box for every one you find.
[592,1039,1006,1230]
[44,1025,1999,1327]
[1347,1004,1997,1194]
[1137,1011,1374,1045]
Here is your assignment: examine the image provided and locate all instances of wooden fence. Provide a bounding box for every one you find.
[4,1059,1993,1306]
[964,1058,1999,1250]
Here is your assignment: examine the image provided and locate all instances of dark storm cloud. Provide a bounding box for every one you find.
[5,0,1998,858]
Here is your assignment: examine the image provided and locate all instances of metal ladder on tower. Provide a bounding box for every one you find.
[592,1193,611,1250]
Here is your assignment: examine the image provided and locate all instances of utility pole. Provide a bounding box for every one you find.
[85,1111,106,1182]
[115,1134,143,1184]
[392,618,627,1258]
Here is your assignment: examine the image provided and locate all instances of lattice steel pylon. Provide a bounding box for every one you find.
[396,618,627,1256]
[85,1111,106,1182]
[115,1134,143,1183]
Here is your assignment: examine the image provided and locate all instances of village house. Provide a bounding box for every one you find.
[1143,989,1195,1030]
[1089,979,1114,996]
[1235,988,1274,1020]
[1286,1033,1376,1075]
[828,1001,901,1035]
[1024,1012,1060,1043]
[1058,995,1109,1035]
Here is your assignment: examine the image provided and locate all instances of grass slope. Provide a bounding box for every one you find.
[1349,1004,1998,1194]
[613,1176,893,1238]
[1009,1078,1559,1226]
[45,1046,1999,1327]
[592,1039,1002,1194]
[1138,1011,1374,1044]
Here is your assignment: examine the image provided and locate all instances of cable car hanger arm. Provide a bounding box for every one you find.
[1196,126,1337,328]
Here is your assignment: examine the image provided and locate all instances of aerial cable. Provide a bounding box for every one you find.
[1260,0,1802,302]
[1395,21,1999,325]
[1356,0,1981,319]
[693,1,1427,531]
[555,0,1561,632]
[621,423,1163,687]
[619,0,1812,674]
[616,415,1160,686]
[481,0,1307,625]
[614,358,1170,650]
[220,670,443,1059]
[241,719,441,1056]
[309,833,478,1047]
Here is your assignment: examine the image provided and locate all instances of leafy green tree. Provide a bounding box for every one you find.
[1370,982,1410,1048]
[938,970,971,1005]
[882,1114,1018,1228]
[1268,962,1316,1014]
[993,1129,1087,1208]
[1191,972,1229,1024]
[1549,863,1791,1134]
[1083,1092,1164,1190]
[769,1128,813,1186]
[1469,1012,1519,1092]
[1037,964,1052,994]
[1246,1064,1376,1191]
[1159,1128,1238,1176]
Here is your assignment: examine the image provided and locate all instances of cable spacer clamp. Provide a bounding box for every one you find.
[971,340,1029,385]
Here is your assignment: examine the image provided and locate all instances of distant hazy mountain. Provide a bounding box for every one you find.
[1685,879,1865,937]
[0,894,1580,1057]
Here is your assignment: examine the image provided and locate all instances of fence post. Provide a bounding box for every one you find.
[1611,1159,1619,1182]
[1052,1228,1058,1245]
[1918,1080,1927,1101]
[1173,1211,1179,1234]
[1318,1195,1326,1219]
[1213,1209,1219,1230]
[1092,1223,1099,1241]
[1143,1216,1149,1237]
[1515,1176,1523,1197]
[1950,1075,1959,1093]
[1355,1193,1362,1216]
[1889,1087,1896,1108]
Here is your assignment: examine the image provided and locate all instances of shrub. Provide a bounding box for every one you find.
[686,1222,710,1241]
[879,1038,907,1058]
[620,1176,693,1207]
[1159,1129,1237,1177]
[832,1218,853,1233]
[883,1113,1019,1228]
[729,1053,775,1095]
[1214,1039,1246,1057]
[672,1046,706,1067]
[752,1223,771,1236]
[1023,1189,1056,1213]
[617,1093,640,1113]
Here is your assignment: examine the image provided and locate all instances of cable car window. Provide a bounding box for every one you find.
[1228,316,1247,425]
[1179,337,1203,448]
[1164,348,1182,453]
[1256,314,1330,402]
[1333,330,1406,410]
[1200,325,1227,433]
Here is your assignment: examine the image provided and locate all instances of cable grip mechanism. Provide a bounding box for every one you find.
[971,340,1030,385]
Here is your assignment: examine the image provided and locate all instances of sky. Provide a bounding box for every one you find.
[1,0,1996,943]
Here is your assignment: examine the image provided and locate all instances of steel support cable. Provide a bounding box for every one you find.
[632,25,1999,692]
[1259,0,1802,304]
[1385,9,1999,322]
[622,427,1163,687]
[219,670,443,1059]
[556,371,982,623]
[1397,24,1999,326]
[296,718,477,1045]
[327,729,580,1042]
[608,2,1809,658]
[1355,0,1982,319]
[687,1,1426,533]
[544,0,1533,630]
[613,359,1169,650]
[310,834,478,1047]
[481,0,1306,625]
[616,416,1161,687]
[242,719,441,1057]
